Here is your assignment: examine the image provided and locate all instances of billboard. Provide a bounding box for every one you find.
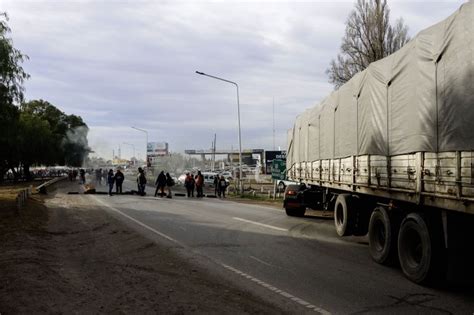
[265,150,286,174]
[147,142,169,157]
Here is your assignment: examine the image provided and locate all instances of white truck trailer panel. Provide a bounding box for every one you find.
[287,1,474,214]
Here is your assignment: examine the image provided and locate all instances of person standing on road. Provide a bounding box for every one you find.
[107,169,115,196]
[114,169,124,194]
[102,169,108,185]
[96,168,102,185]
[213,175,219,196]
[155,171,167,197]
[195,171,204,198]
[185,173,195,197]
[218,175,228,198]
[184,173,191,197]
[79,169,86,184]
[165,172,174,198]
[137,167,147,196]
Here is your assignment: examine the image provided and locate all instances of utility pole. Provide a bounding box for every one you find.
[213,133,216,171]
[196,71,243,193]
[273,97,276,150]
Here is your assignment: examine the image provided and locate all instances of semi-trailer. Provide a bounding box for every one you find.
[284,1,474,284]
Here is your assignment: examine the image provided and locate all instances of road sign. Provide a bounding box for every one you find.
[265,150,286,174]
[271,159,286,180]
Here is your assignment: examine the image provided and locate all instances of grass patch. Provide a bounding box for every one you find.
[0,182,40,212]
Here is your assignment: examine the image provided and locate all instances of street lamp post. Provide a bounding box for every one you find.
[195,71,243,194]
[131,126,148,165]
[123,142,136,165]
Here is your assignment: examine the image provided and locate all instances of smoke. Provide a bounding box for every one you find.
[64,126,89,147]
[62,125,91,167]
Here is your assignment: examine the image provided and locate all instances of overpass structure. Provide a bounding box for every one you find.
[184,149,264,168]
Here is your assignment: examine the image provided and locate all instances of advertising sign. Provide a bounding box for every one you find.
[147,142,169,157]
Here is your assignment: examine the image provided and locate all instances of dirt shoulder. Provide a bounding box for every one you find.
[0,181,287,314]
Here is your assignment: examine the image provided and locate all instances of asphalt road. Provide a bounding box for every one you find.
[89,179,474,314]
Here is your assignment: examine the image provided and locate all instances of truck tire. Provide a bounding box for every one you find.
[334,194,355,236]
[397,213,445,284]
[285,207,306,217]
[368,207,397,265]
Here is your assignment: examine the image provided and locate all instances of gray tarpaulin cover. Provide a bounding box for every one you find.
[288,1,474,164]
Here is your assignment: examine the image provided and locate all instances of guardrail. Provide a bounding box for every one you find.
[16,187,31,210]
[36,176,68,194]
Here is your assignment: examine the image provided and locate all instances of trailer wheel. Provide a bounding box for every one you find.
[334,194,355,236]
[368,207,397,265]
[398,213,445,284]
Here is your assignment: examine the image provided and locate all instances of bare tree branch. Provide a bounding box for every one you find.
[327,0,410,89]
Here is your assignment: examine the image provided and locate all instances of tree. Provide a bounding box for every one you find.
[327,0,410,88]
[21,100,91,168]
[0,12,29,104]
[17,111,55,178]
[0,12,29,181]
[0,102,19,179]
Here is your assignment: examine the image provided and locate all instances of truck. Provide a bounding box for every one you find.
[284,1,474,284]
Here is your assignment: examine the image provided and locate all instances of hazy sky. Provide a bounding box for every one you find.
[2,0,467,159]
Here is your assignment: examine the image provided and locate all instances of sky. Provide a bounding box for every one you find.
[2,0,467,160]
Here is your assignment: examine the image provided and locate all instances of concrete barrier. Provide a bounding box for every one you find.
[36,176,67,194]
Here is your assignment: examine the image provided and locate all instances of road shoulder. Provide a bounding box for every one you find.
[0,182,288,314]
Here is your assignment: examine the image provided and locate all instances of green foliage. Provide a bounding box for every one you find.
[18,111,55,166]
[0,103,19,175]
[0,12,29,104]
[21,100,91,167]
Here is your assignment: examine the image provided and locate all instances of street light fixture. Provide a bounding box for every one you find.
[122,142,136,165]
[195,70,243,193]
[131,126,148,165]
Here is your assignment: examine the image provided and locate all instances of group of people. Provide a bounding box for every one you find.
[135,168,176,198]
[183,171,228,198]
[94,168,110,186]
[68,169,78,181]
[68,166,230,199]
[154,171,175,198]
[106,169,125,196]
[183,171,202,198]
[213,174,229,198]
[129,168,226,199]
[67,168,87,184]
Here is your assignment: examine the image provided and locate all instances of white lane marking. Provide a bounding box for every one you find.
[220,263,331,315]
[233,217,288,232]
[249,255,275,268]
[91,195,180,244]
[91,195,328,314]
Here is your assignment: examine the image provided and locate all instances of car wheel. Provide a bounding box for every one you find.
[278,181,286,192]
